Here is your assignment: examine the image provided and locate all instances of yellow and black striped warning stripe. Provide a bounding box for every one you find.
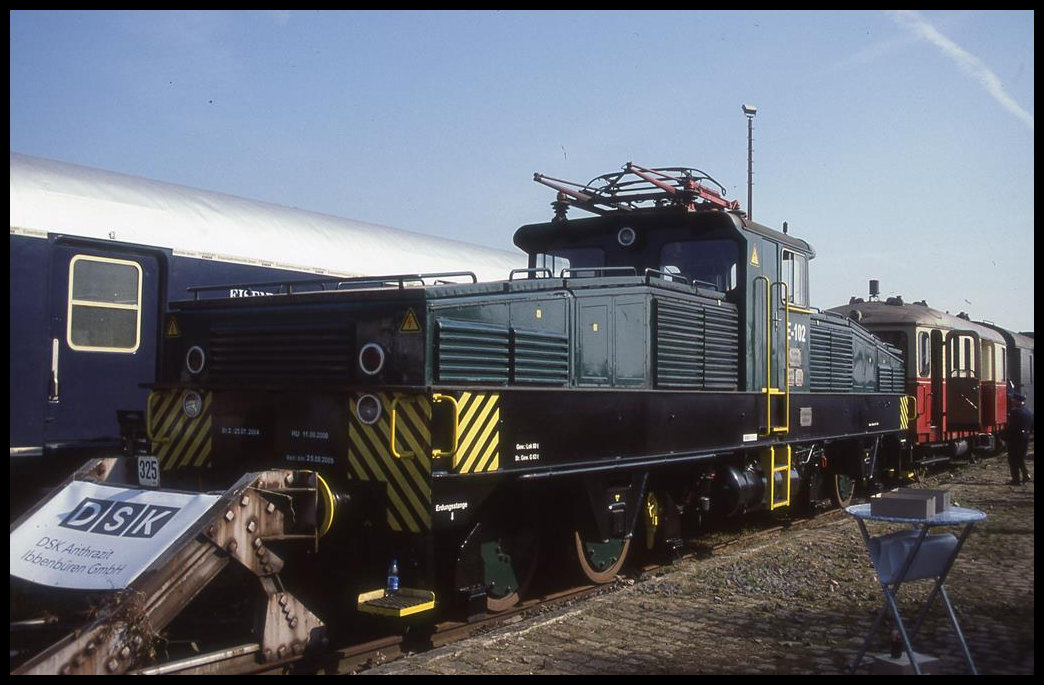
[147,389,213,470]
[348,393,433,534]
[900,395,915,431]
[452,391,500,474]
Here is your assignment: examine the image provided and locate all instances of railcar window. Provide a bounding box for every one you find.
[67,255,142,353]
[948,335,976,378]
[659,240,738,291]
[535,247,604,277]
[982,344,995,382]
[918,331,931,377]
[780,250,809,307]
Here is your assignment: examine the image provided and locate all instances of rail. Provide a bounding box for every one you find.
[186,271,479,300]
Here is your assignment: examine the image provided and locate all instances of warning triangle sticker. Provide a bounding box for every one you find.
[166,316,181,337]
[400,309,421,333]
[750,245,760,266]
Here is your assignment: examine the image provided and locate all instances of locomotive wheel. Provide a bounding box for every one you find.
[573,530,632,584]
[477,521,540,613]
[829,473,856,508]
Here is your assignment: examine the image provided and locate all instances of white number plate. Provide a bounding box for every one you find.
[137,455,160,487]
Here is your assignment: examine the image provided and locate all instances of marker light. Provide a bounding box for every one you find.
[359,342,386,376]
[186,345,206,375]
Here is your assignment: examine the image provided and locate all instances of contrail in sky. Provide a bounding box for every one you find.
[891,10,1033,132]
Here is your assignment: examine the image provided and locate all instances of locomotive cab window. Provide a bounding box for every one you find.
[67,255,143,353]
[780,249,809,307]
[659,239,738,291]
[534,247,605,277]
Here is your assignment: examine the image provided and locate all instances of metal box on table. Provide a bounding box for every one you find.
[870,489,937,519]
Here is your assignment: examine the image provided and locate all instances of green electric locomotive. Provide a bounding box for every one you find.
[145,163,909,624]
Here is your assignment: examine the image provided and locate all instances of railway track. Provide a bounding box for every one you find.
[94,503,844,675]
[14,455,975,676]
[334,505,852,674]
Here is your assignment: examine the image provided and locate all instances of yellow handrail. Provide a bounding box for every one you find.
[771,281,790,435]
[431,393,459,459]
[755,276,791,436]
[767,445,792,510]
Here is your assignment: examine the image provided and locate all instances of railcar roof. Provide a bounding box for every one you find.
[976,321,1034,350]
[513,210,815,257]
[9,152,525,282]
[828,299,1006,344]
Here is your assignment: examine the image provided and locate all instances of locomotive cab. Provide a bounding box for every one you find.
[520,165,818,403]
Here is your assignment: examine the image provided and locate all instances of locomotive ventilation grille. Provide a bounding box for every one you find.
[876,364,905,394]
[435,318,569,385]
[208,321,355,384]
[809,324,854,391]
[653,298,739,389]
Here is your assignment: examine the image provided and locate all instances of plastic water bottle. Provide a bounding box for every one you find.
[386,559,399,596]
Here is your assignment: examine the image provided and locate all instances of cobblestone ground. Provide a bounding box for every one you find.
[363,450,1033,675]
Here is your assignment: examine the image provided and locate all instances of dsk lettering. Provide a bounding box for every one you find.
[60,498,180,538]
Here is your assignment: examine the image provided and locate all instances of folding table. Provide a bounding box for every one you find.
[845,503,987,675]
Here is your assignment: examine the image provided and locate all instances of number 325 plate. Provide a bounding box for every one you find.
[137,455,160,487]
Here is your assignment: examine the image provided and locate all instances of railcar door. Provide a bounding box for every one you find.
[944,330,982,430]
[44,240,162,454]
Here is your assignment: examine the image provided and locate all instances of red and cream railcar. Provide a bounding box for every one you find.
[829,291,1008,461]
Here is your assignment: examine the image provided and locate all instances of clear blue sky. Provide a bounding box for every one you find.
[10,10,1034,332]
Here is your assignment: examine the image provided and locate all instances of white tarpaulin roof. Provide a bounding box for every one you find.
[10,152,526,282]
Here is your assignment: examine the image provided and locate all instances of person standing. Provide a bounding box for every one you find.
[1007,393,1033,485]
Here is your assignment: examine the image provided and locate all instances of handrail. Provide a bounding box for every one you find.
[756,276,790,436]
[644,268,690,285]
[771,281,791,435]
[431,394,460,460]
[185,271,479,300]
[509,267,553,280]
[562,266,638,279]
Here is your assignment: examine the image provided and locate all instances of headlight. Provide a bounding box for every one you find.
[182,390,203,419]
[358,342,386,376]
[355,394,382,425]
[186,345,206,375]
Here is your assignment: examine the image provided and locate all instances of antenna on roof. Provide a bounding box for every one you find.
[742,104,757,221]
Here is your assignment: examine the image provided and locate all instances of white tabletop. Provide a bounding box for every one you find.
[845,503,987,525]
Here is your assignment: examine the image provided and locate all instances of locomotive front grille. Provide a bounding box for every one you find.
[435,319,510,383]
[208,322,355,384]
